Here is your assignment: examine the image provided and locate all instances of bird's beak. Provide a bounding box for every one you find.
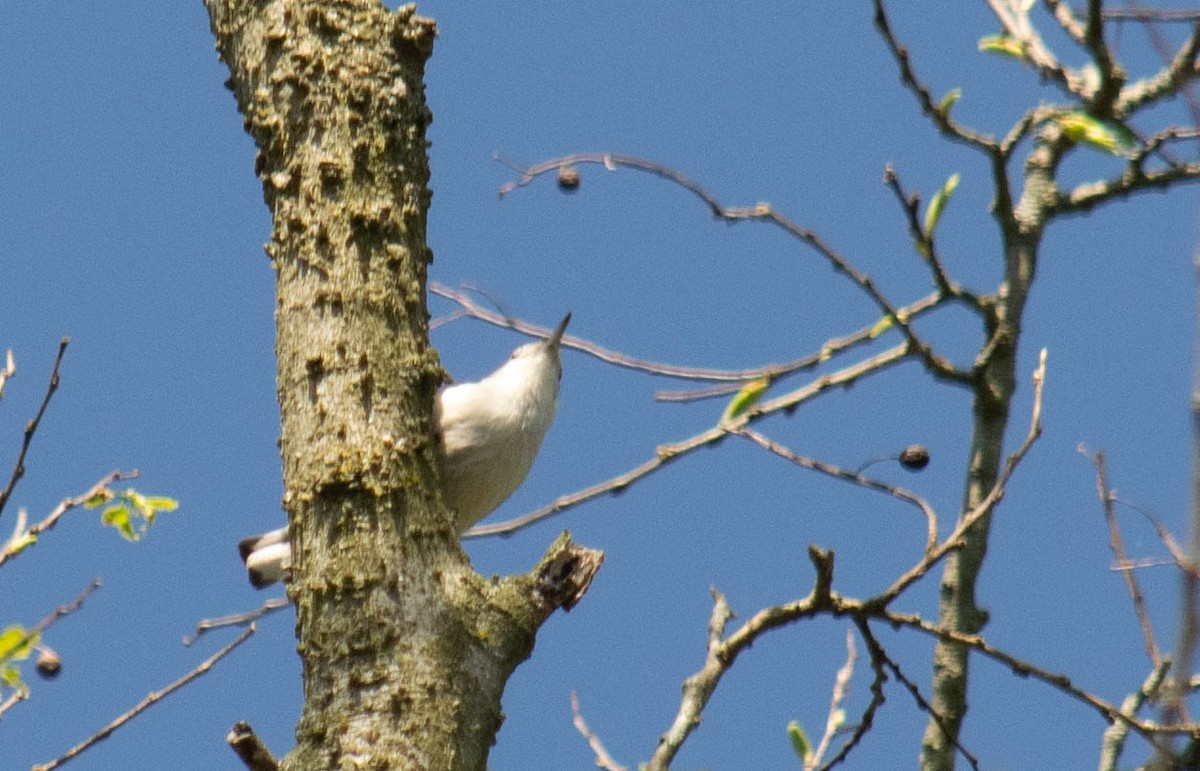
[548,313,571,348]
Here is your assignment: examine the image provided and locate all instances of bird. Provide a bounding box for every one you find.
[238,314,571,589]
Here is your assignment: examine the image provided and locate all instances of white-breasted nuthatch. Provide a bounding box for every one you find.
[238,314,571,589]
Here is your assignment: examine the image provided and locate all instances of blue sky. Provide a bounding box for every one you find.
[1,3,1197,769]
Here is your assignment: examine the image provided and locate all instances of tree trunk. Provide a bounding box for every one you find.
[204,3,601,768]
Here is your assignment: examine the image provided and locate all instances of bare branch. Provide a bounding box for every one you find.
[32,625,256,771]
[1082,448,1162,665]
[0,338,68,522]
[0,689,26,721]
[184,597,290,647]
[857,621,979,770]
[495,155,970,385]
[982,0,1088,96]
[1118,21,1200,116]
[466,345,910,538]
[571,691,627,771]
[1059,159,1200,214]
[228,721,280,771]
[807,628,858,771]
[0,349,15,400]
[645,548,836,771]
[0,470,141,570]
[1044,0,1087,46]
[31,579,103,637]
[874,348,1048,607]
[882,165,969,302]
[735,428,938,557]
[880,607,1179,750]
[872,0,1000,150]
[1098,659,1172,771]
[819,620,887,770]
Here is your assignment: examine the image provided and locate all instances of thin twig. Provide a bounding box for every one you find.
[185,597,290,647]
[873,348,1048,607]
[879,607,1179,751]
[881,165,970,303]
[0,470,140,570]
[819,619,886,770]
[496,155,969,385]
[735,428,938,557]
[31,579,103,637]
[1083,448,1161,665]
[571,691,627,771]
[807,628,858,771]
[465,345,911,538]
[1098,659,1172,771]
[645,549,837,771]
[0,689,26,721]
[1109,493,1199,577]
[655,291,948,403]
[0,338,68,522]
[0,349,15,400]
[32,625,256,771]
[871,0,1000,149]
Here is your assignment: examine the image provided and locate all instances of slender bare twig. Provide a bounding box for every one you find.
[0,349,15,400]
[871,0,1000,149]
[0,338,68,522]
[1103,9,1200,22]
[0,689,26,721]
[495,155,970,385]
[806,628,858,771]
[645,547,838,771]
[0,581,101,722]
[571,691,627,771]
[882,166,968,302]
[873,348,1048,607]
[228,721,280,771]
[465,345,910,538]
[419,284,939,405]
[979,0,1087,95]
[0,470,140,570]
[1044,0,1088,46]
[1109,493,1199,577]
[1082,448,1162,665]
[185,597,290,647]
[735,428,938,557]
[432,281,792,382]
[1098,658,1172,771]
[1118,21,1200,118]
[30,579,102,637]
[32,625,257,771]
[856,621,979,770]
[817,619,886,771]
[880,606,1181,749]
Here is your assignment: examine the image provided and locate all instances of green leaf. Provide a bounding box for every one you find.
[1,665,24,690]
[98,489,179,541]
[83,491,111,509]
[722,377,770,423]
[787,720,812,762]
[102,504,138,541]
[1055,112,1138,156]
[938,88,961,116]
[0,625,37,664]
[978,34,1026,59]
[868,316,894,339]
[923,173,960,236]
[4,532,37,556]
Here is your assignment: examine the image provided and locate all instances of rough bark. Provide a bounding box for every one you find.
[204,3,601,768]
[919,135,1067,770]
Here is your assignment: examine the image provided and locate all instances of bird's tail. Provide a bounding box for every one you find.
[238,527,291,589]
